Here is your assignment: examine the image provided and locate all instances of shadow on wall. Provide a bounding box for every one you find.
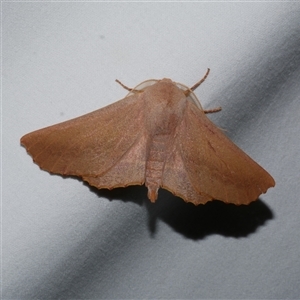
[145,189,273,239]
[91,185,274,240]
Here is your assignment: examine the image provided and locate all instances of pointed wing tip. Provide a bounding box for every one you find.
[257,175,275,196]
[20,135,26,147]
[20,133,33,150]
[270,177,276,188]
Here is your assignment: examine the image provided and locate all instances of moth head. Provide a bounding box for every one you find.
[127,78,203,111]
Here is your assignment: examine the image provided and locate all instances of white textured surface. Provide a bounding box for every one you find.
[3,2,300,299]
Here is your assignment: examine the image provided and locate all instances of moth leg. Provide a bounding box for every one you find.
[115,79,141,94]
[204,107,222,114]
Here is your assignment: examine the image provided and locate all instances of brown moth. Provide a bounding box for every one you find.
[21,69,275,205]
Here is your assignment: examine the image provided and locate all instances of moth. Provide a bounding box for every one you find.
[21,69,275,205]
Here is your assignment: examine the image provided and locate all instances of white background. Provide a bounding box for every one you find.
[2,1,300,299]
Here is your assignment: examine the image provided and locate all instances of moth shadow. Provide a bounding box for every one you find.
[86,182,273,240]
[145,189,274,240]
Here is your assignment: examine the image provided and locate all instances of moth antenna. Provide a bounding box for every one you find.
[204,107,222,114]
[115,79,141,94]
[189,68,211,92]
[115,79,133,92]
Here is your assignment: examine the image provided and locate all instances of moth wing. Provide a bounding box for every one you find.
[163,101,275,205]
[21,94,147,189]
